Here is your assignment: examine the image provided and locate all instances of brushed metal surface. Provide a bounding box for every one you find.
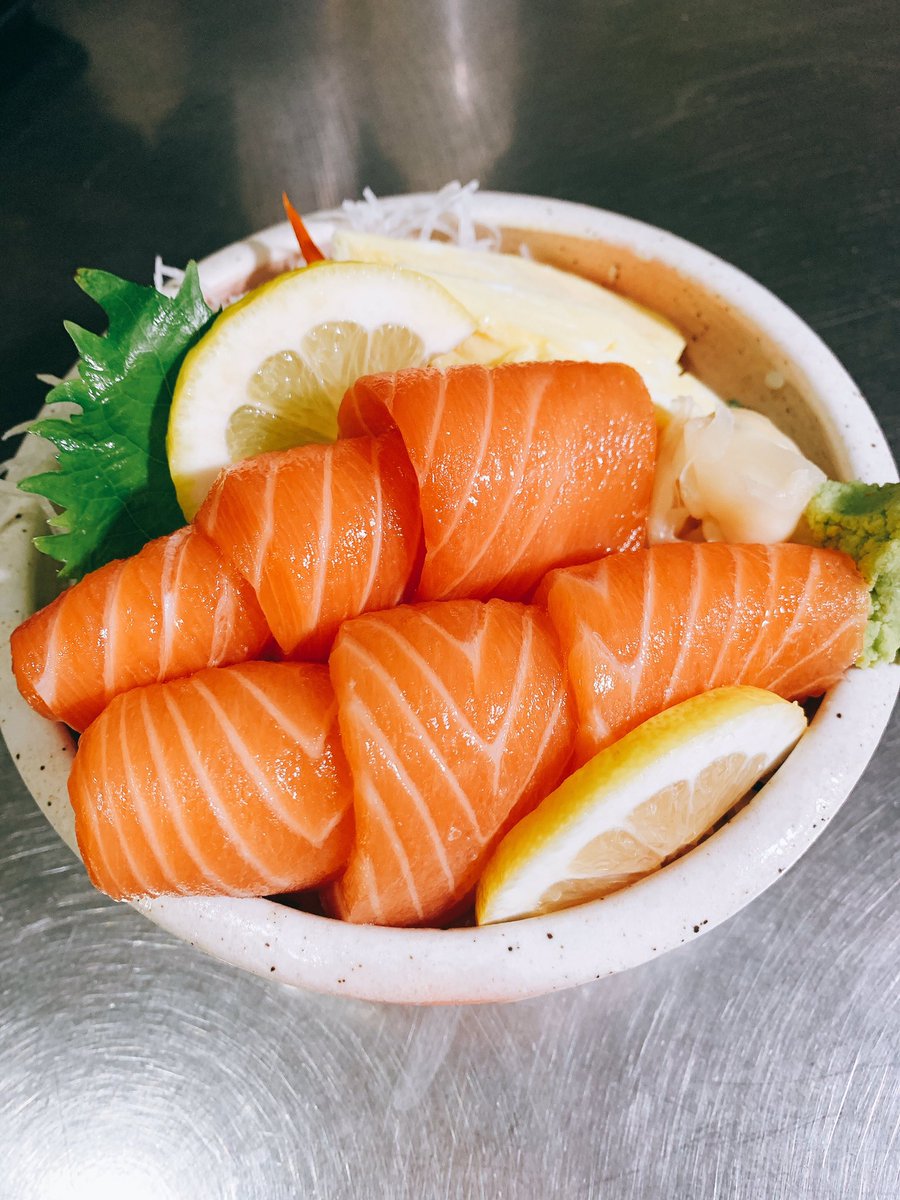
[1,1,898,1196]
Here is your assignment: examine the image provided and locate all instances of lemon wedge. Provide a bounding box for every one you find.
[476,687,807,924]
[168,261,475,519]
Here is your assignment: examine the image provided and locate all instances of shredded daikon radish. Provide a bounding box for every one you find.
[154,255,186,296]
[338,180,502,251]
[3,391,79,448]
[151,182,501,296]
[3,419,40,441]
[0,472,52,506]
[2,393,82,496]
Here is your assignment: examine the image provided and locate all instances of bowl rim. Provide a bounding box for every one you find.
[2,190,897,1005]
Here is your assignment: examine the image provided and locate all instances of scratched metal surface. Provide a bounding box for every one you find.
[1,1,898,1196]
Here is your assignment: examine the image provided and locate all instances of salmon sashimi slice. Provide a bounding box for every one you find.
[339,361,657,602]
[69,662,353,900]
[538,542,869,763]
[196,432,423,660]
[326,598,575,926]
[10,527,271,733]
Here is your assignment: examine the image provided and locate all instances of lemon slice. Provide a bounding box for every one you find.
[476,687,807,924]
[331,229,719,415]
[168,261,475,518]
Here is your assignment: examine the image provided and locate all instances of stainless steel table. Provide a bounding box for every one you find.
[2,2,897,1196]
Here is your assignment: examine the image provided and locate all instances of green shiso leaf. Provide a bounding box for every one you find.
[18,263,214,580]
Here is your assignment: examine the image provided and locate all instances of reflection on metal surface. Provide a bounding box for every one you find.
[232,0,365,221]
[390,1007,462,1112]
[367,1,522,190]
[40,1159,174,1200]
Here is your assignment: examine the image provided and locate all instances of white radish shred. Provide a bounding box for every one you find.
[152,182,499,297]
[0,472,57,521]
[649,397,826,545]
[154,255,186,296]
[3,418,41,441]
[338,180,502,251]
[3,393,79,445]
[2,386,82,510]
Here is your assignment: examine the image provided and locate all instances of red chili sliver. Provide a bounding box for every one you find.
[282,191,326,263]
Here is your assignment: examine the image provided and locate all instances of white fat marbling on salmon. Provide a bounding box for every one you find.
[764,615,862,695]
[414,608,489,679]
[351,756,425,921]
[232,669,331,763]
[736,545,779,685]
[420,371,447,471]
[530,684,571,776]
[562,584,629,743]
[435,373,545,596]
[161,689,293,890]
[101,560,127,697]
[191,677,321,845]
[544,542,868,762]
[77,715,120,894]
[427,369,496,557]
[663,548,703,707]
[30,585,65,713]
[330,599,576,925]
[340,637,486,840]
[482,612,534,788]
[489,465,566,595]
[763,552,821,677]
[200,471,224,531]
[13,527,271,735]
[92,702,155,897]
[349,697,457,892]
[371,621,483,744]
[706,547,742,689]
[208,578,236,665]
[357,439,385,615]
[157,527,191,681]
[140,689,230,892]
[306,450,334,640]
[249,460,279,594]
[629,552,657,708]
[358,854,385,924]
[117,698,178,894]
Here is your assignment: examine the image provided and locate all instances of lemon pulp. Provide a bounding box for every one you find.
[227,323,426,459]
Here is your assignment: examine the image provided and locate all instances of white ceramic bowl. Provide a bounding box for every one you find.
[1,192,896,1004]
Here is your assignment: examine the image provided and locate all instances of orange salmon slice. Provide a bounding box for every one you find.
[538,542,869,763]
[10,527,270,733]
[69,661,353,900]
[326,598,575,926]
[339,361,657,602]
[196,432,422,660]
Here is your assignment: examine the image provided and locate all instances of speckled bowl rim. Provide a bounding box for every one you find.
[1,192,896,1005]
